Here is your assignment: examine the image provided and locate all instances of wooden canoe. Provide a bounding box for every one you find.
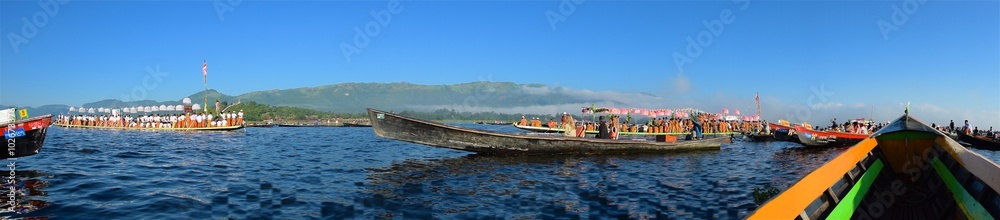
[54,123,244,131]
[794,124,869,147]
[769,122,799,143]
[750,114,1000,219]
[367,108,728,155]
[959,132,1000,150]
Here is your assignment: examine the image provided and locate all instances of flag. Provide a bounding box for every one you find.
[18,109,28,119]
[755,92,761,116]
[202,61,208,84]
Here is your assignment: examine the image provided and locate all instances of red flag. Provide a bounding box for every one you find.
[755,92,761,116]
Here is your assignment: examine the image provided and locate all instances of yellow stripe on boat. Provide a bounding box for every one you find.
[748,137,878,219]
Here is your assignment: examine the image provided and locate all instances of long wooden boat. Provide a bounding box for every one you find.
[367,108,728,155]
[512,123,737,137]
[794,124,868,147]
[769,120,798,142]
[341,122,372,127]
[750,114,1000,219]
[959,132,1000,150]
[744,131,775,142]
[0,115,53,159]
[54,123,243,131]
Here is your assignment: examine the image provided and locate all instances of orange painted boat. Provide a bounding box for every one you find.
[0,113,53,159]
[769,120,798,142]
[794,124,869,147]
[750,114,1000,219]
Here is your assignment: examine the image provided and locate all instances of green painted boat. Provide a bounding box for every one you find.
[750,114,1000,219]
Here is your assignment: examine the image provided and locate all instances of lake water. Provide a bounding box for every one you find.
[5,124,999,219]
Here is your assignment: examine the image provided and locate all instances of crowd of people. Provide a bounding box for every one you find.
[817,118,886,135]
[518,112,766,140]
[55,110,244,129]
[935,119,998,140]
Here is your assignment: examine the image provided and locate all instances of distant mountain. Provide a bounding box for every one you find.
[232,81,635,113]
[70,81,656,114]
[0,104,71,117]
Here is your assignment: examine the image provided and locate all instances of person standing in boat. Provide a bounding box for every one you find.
[597,116,609,139]
[561,112,577,137]
[964,120,972,135]
[950,120,955,133]
[691,113,703,140]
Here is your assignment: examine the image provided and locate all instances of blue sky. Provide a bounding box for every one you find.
[1,0,998,127]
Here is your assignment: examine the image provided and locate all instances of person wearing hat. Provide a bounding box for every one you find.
[519,116,528,126]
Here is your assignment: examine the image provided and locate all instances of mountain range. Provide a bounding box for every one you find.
[3,81,661,116]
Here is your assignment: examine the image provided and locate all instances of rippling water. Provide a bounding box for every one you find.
[5,124,999,219]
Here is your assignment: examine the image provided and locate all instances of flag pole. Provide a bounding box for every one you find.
[203,60,208,114]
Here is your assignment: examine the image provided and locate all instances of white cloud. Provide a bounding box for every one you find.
[811,102,844,109]
[667,72,692,94]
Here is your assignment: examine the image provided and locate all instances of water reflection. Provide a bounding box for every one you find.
[1,170,50,219]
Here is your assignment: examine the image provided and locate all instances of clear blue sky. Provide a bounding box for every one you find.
[1,0,998,126]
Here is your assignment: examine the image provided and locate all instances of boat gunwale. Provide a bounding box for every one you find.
[793,124,870,140]
[0,114,53,128]
[748,137,880,219]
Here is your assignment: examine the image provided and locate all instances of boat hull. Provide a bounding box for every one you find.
[959,132,1000,150]
[794,124,867,147]
[768,122,799,143]
[1,115,52,159]
[368,108,727,155]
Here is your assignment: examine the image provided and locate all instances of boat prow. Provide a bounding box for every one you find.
[750,114,1000,219]
[367,108,727,155]
[0,114,53,159]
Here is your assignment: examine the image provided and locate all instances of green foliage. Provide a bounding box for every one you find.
[221,101,364,122]
[752,183,781,205]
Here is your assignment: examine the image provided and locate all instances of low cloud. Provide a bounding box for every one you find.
[667,72,693,94]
